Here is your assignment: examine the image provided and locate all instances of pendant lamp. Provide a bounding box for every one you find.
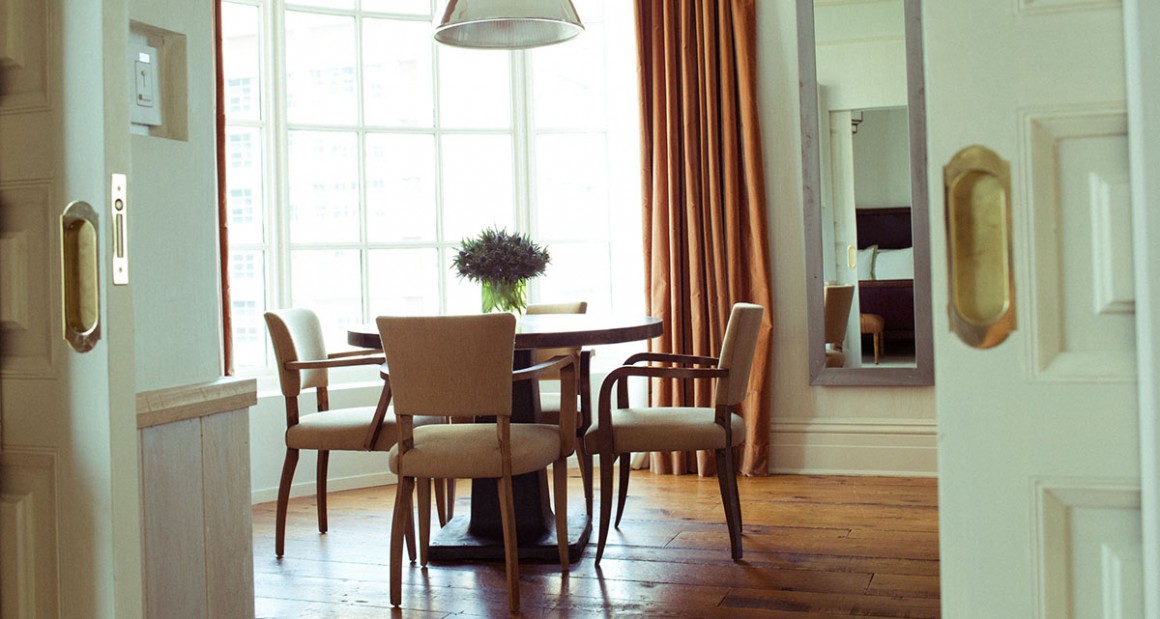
[434,0,584,50]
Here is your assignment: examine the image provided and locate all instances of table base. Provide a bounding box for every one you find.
[426,512,591,564]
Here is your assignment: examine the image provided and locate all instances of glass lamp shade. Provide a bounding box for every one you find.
[434,0,584,50]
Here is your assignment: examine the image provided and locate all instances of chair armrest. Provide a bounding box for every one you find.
[512,354,575,382]
[286,353,384,371]
[329,349,385,362]
[622,351,719,367]
[590,364,728,453]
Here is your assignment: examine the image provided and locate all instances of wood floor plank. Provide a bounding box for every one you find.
[252,472,941,617]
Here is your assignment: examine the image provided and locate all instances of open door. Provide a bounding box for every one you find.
[926,0,1158,616]
[0,0,142,615]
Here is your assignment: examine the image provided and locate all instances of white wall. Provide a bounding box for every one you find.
[757,0,936,476]
[853,108,912,208]
[130,0,223,392]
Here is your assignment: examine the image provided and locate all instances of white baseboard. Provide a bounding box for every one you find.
[251,471,399,505]
[770,418,938,477]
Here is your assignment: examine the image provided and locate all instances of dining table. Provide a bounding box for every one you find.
[347,312,663,562]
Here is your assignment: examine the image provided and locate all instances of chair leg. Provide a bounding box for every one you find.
[417,478,432,567]
[390,476,415,607]
[316,450,330,534]
[275,449,300,558]
[404,496,417,563]
[497,475,520,611]
[714,448,744,561]
[595,452,615,566]
[433,479,448,527]
[445,479,456,522]
[578,443,594,518]
[552,458,570,570]
[614,452,632,528]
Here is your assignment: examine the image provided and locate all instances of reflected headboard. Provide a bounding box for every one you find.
[856,207,911,250]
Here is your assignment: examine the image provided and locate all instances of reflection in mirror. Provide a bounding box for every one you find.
[799,0,934,385]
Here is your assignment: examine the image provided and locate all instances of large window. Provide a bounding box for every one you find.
[221,0,643,372]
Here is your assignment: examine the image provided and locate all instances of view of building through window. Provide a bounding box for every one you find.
[221,0,643,372]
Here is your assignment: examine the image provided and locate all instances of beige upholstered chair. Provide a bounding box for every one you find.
[265,308,410,559]
[525,301,595,515]
[583,303,765,564]
[377,313,577,611]
[823,284,855,368]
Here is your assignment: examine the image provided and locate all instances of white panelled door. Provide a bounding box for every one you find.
[926,0,1157,617]
[0,0,141,616]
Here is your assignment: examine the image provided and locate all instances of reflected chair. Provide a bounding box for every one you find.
[526,301,595,516]
[823,284,855,368]
[265,308,414,559]
[584,303,764,564]
[377,313,577,611]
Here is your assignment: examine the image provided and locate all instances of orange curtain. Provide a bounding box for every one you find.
[636,0,773,477]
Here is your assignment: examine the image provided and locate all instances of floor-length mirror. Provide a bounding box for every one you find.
[799,0,934,385]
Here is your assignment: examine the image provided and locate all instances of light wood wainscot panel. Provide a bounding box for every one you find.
[137,378,257,619]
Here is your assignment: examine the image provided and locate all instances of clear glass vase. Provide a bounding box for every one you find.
[481,279,527,314]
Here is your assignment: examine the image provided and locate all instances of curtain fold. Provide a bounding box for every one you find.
[636,0,774,477]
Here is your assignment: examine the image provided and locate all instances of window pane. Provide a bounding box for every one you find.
[438,46,511,129]
[229,250,267,368]
[288,130,359,243]
[361,0,430,16]
[368,248,440,314]
[366,133,437,242]
[536,242,612,313]
[221,3,262,122]
[225,126,264,244]
[535,133,608,239]
[444,248,483,314]
[570,0,605,22]
[291,250,362,349]
[285,12,357,125]
[532,24,606,129]
[364,19,434,127]
[440,134,515,240]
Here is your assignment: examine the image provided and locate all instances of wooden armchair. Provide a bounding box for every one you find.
[583,303,765,563]
[377,313,577,612]
[265,308,420,559]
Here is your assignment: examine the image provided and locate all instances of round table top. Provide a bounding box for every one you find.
[347,313,663,350]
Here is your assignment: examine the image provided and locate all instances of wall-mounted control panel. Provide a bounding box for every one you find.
[129,34,162,128]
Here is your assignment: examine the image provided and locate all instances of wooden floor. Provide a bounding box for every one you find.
[253,471,940,618]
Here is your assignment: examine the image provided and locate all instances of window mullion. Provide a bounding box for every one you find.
[355,12,371,323]
[511,50,533,236]
[268,0,294,310]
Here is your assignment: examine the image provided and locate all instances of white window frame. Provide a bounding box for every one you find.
[223,0,643,386]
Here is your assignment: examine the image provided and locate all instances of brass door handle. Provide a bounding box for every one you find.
[943,145,1017,349]
[61,200,100,352]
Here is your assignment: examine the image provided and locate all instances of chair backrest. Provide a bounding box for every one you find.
[822,284,855,347]
[265,308,329,398]
[526,301,587,380]
[376,313,516,418]
[715,303,765,407]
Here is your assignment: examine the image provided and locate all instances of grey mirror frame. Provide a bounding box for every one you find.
[798,0,934,386]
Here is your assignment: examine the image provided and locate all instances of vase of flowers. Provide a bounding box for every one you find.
[451,227,550,314]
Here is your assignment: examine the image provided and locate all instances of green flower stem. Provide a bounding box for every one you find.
[481,279,527,314]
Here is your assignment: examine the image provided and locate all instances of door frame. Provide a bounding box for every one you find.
[1125,0,1160,616]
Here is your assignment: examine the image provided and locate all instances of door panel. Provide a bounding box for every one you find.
[1027,111,1136,380]
[1,0,141,615]
[925,0,1143,616]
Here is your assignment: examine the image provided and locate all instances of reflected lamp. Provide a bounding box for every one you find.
[434,0,584,50]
